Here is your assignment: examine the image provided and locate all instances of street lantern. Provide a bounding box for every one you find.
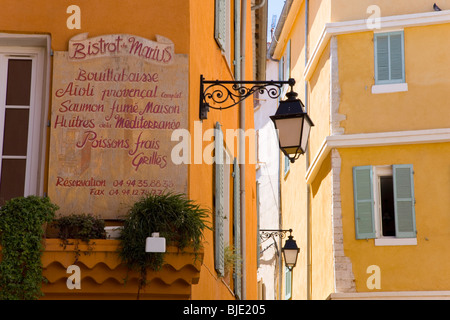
[199,75,313,163]
[260,229,300,271]
[270,89,314,163]
[281,234,300,271]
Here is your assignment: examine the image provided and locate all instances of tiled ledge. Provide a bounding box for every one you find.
[40,239,204,300]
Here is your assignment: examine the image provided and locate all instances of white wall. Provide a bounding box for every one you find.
[255,59,282,300]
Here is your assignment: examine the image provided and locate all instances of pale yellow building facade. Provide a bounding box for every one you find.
[270,0,450,299]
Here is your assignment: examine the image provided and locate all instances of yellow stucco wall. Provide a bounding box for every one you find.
[307,0,331,59]
[339,143,450,291]
[278,0,334,300]
[309,43,331,156]
[331,0,450,23]
[310,154,334,299]
[336,19,450,293]
[307,31,333,300]
[280,156,308,300]
[338,25,450,134]
[275,0,450,299]
[279,2,309,301]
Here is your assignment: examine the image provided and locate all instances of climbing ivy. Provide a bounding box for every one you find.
[0,196,59,300]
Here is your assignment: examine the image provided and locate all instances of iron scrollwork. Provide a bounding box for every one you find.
[199,75,295,119]
[259,229,293,242]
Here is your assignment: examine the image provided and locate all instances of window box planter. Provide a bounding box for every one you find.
[40,239,204,300]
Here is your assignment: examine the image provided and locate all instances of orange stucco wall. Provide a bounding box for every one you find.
[188,0,257,300]
[0,1,190,53]
[0,0,257,300]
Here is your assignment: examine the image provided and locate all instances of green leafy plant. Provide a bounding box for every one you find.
[53,213,106,262]
[0,196,59,300]
[118,192,211,297]
[55,213,106,243]
[224,245,242,278]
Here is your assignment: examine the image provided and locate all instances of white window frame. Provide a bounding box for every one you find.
[372,166,417,246]
[372,30,408,94]
[0,37,49,200]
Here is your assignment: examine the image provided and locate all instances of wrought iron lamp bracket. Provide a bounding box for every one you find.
[200,75,295,120]
[259,229,293,242]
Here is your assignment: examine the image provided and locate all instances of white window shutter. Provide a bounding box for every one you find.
[393,164,416,238]
[214,122,225,276]
[215,0,227,50]
[353,166,376,239]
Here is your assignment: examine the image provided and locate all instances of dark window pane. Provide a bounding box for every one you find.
[380,176,395,236]
[0,159,26,205]
[2,108,29,156]
[6,59,32,106]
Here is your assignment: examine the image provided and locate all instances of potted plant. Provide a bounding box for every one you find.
[47,213,107,262]
[54,213,106,244]
[118,192,211,297]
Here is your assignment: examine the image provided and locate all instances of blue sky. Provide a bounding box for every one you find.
[267,0,286,39]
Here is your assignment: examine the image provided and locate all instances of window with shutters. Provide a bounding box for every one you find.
[0,48,46,206]
[353,164,417,246]
[214,123,242,298]
[372,31,408,94]
[284,155,290,177]
[214,0,231,65]
[214,122,226,276]
[284,267,292,300]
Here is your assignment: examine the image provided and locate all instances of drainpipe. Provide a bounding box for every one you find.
[240,0,247,300]
[235,0,241,83]
[304,0,312,301]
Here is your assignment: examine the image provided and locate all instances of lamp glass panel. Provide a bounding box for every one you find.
[274,117,303,152]
[300,118,312,152]
[283,249,299,267]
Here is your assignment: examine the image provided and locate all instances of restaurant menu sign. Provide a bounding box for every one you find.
[48,33,188,219]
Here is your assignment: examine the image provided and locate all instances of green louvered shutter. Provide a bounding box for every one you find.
[375,32,405,84]
[375,34,389,82]
[393,165,416,238]
[233,158,242,298]
[215,122,225,276]
[390,33,404,81]
[353,166,376,239]
[214,0,227,50]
